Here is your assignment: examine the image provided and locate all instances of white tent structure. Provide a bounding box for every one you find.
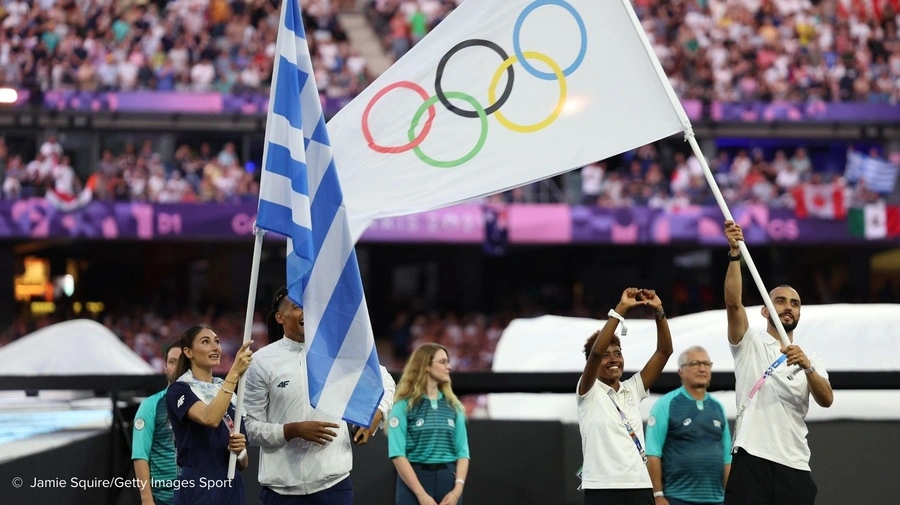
[488,304,900,422]
[0,319,155,375]
[0,320,156,461]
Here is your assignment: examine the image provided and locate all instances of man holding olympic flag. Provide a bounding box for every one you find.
[723,221,833,505]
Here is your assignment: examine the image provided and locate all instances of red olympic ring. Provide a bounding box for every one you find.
[362,81,436,154]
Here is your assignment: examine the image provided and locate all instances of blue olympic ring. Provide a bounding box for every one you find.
[513,0,587,80]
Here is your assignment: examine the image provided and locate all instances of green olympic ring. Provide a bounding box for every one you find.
[408,91,489,168]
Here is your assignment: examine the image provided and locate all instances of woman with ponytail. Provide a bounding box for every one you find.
[165,326,253,505]
[387,343,470,505]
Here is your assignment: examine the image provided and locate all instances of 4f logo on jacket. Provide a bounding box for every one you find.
[277,380,290,388]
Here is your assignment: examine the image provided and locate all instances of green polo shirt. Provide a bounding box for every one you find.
[645,386,732,503]
[388,392,470,464]
[132,388,177,505]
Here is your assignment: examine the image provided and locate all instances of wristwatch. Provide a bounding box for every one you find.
[728,251,741,261]
[804,366,816,375]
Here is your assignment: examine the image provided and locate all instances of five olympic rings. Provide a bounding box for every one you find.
[361,0,588,168]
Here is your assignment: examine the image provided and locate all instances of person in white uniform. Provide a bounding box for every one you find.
[723,221,833,505]
[577,287,673,505]
[243,286,396,505]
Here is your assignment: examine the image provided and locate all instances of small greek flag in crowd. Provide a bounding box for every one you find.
[845,150,899,194]
[255,0,384,426]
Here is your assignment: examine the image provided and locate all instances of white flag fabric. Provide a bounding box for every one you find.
[328,0,690,241]
[845,150,899,194]
[255,0,383,426]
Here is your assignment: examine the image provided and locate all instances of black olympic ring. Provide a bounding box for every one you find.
[434,39,515,119]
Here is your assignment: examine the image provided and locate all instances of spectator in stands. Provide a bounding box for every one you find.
[722,221,832,505]
[244,285,395,505]
[581,162,605,205]
[645,345,732,505]
[40,134,63,159]
[133,343,182,505]
[388,342,470,505]
[2,0,367,99]
[370,0,899,104]
[166,327,253,505]
[576,287,672,505]
[1,155,24,200]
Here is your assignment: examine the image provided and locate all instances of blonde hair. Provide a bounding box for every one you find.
[395,343,463,412]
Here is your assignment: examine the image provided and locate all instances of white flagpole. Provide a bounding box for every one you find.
[617,0,791,348]
[227,227,265,479]
[227,0,292,479]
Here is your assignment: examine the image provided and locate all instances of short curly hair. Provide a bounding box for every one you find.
[583,331,621,360]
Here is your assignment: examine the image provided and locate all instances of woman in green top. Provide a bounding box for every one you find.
[387,343,470,505]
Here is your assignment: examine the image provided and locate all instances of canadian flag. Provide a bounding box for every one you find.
[837,0,900,20]
[793,184,846,219]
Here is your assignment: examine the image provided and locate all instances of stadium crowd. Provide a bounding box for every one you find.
[0,0,895,104]
[0,133,895,210]
[0,136,259,203]
[484,143,895,211]
[0,0,369,99]
[368,0,900,103]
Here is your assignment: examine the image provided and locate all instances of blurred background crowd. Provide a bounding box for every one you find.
[369,0,900,103]
[0,0,370,97]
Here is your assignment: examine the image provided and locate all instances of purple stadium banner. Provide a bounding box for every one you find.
[360,204,485,243]
[0,199,259,240]
[508,204,571,243]
[0,199,863,243]
[711,101,900,122]
[14,90,898,122]
[39,90,351,116]
[570,204,850,244]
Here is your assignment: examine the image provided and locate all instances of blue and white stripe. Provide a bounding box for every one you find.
[256,0,384,426]
[846,151,899,194]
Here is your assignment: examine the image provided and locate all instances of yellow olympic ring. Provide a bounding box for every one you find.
[488,51,566,134]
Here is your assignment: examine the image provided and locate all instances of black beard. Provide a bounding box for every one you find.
[768,315,798,333]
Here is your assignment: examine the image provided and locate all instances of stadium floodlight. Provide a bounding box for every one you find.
[0,87,18,104]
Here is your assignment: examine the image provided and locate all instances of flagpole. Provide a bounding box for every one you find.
[683,131,789,349]
[227,226,265,479]
[227,0,291,478]
[616,0,791,348]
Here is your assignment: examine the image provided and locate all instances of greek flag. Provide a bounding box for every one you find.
[255,0,384,426]
[845,150,899,194]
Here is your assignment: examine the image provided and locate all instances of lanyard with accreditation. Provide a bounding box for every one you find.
[606,388,647,464]
[577,388,648,491]
[734,353,788,440]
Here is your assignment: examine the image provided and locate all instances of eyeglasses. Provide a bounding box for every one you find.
[682,360,713,369]
[432,359,451,365]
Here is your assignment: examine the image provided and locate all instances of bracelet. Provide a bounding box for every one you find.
[607,309,628,336]
[221,385,234,395]
[653,491,665,498]
[455,478,465,486]
[728,251,741,262]
[223,378,237,384]
[654,308,666,321]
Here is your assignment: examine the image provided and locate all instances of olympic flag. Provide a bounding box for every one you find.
[328,0,692,241]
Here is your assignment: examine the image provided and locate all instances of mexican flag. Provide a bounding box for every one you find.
[848,202,900,239]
